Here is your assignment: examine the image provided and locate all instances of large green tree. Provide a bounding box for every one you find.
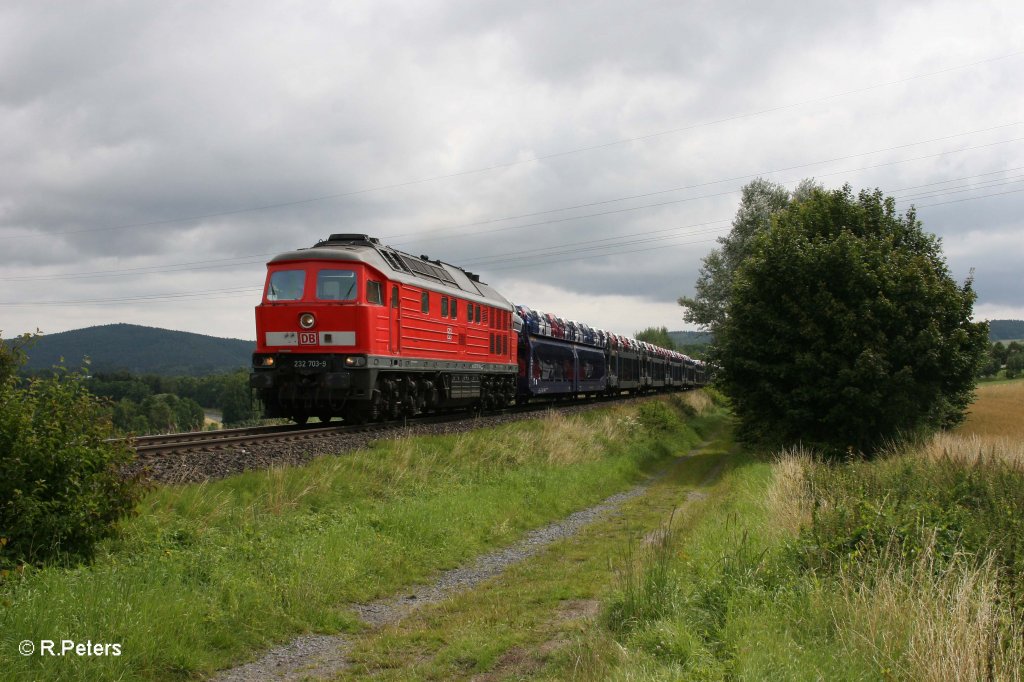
[680,178,818,334]
[635,326,676,350]
[716,185,988,455]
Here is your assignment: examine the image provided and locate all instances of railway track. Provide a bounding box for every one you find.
[130,422,350,455]
[126,401,567,457]
[121,393,677,483]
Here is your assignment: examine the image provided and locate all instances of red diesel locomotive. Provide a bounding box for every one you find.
[250,234,518,423]
[250,234,707,424]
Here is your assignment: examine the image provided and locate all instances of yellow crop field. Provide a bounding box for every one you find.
[957,380,1024,439]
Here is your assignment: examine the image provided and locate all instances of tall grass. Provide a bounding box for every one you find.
[670,390,715,417]
[604,514,679,636]
[920,431,1024,467]
[835,540,1023,682]
[763,446,814,537]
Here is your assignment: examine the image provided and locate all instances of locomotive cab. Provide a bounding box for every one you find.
[251,256,389,423]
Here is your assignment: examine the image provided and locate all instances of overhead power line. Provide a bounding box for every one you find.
[5,178,1019,306]
[895,177,1024,203]
[0,254,275,282]
[4,50,1022,243]
[473,185,1024,275]
[386,122,1022,244]
[904,186,1024,209]
[486,236,726,273]
[9,126,1022,285]
[19,165,1023,281]
[0,286,262,307]
[460,219,732,266]
[391,132,1024,248]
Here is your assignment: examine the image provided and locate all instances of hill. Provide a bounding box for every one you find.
[989,319,1024,341]
[15,324,254,376]
[668,330,714,347]
[667,320,1022,346]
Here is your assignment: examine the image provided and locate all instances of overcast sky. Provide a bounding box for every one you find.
[1,1,1022,342]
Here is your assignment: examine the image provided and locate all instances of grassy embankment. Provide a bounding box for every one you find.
[0,393,726,681]
[553,378,1024,680]
[332,395,738,680]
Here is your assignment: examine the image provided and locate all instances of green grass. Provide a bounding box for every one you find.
[332,413,735,680]
[0,395,722,681]
[346,384,1024,681]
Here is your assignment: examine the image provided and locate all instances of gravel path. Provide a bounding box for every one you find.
[212,444,715,682]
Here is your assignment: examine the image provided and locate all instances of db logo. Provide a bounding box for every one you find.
[298,332,318,345]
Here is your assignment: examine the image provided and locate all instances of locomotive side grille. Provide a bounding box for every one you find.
[398,254,459,286]
[378,249,409,274]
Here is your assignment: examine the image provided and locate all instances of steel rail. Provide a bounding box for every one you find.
[123,390,678,459]
[125,397,616,457]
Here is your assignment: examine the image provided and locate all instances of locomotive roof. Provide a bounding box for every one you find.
[268,234,513,310]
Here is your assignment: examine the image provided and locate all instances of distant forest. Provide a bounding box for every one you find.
[988,319,1024,341]
[14,324,253,376]
[669,321,1021,347]
[668,330,714,347]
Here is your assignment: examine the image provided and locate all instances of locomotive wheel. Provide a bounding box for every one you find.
[293,414,309,425]
[318,414,332,424]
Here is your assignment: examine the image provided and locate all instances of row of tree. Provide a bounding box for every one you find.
[979,341,1024,379]
[633,326,712,359]
[86,369,259,434]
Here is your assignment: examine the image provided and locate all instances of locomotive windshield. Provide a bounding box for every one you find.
[316,269,358,301]
[266,270,305,301]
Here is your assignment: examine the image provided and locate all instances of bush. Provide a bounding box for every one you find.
[796,453,1024,604]
[716,185,988,455]
[0,367,140,568]
[1006,353,1024,380]
[637,400,680,431]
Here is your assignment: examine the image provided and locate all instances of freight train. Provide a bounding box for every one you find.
[249,234,707,424]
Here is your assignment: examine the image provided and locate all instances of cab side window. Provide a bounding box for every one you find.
[367,280,383,305]
[391,285,399,308]
[267,269,305,301]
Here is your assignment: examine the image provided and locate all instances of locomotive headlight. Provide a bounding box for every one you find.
[299,313,316,329]
[344,356,367,367]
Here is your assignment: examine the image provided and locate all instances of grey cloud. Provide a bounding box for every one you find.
[0,1,1021,339]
